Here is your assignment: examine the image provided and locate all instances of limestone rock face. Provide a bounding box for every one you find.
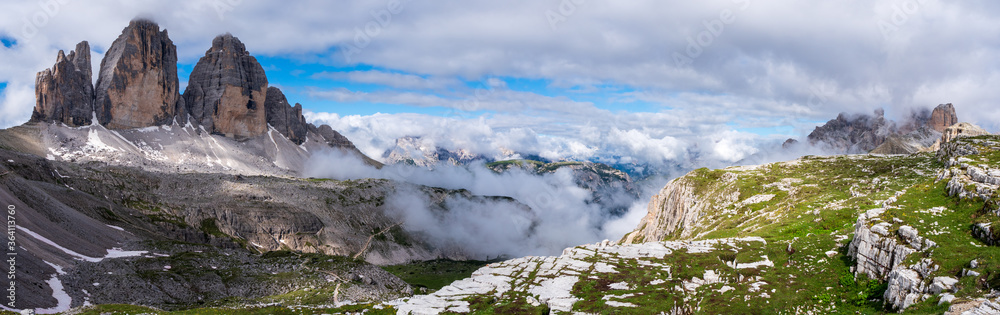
[621,176,715,243]
[95,19,180,129]
[263,87,309,144]
[929,103,958,132]
[883,269,926,310]
[184,34,268,139]
[32,41,94,126]
[847,208,918,279]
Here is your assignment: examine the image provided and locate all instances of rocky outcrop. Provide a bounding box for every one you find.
[929,103,958,132]
[95,19,180,129]
[941,123,989,143]
[264,87,309,144]
[848,208,922,279]
[807,109,894,154]
[32,41,94,126]
[846,188,950,311]
[183,34,268,139]
[884,269,927,310]
[929,122,990,151]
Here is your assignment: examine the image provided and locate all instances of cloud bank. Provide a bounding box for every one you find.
[303,148,666,258]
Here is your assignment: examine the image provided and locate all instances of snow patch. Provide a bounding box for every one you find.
[37,261,72,314]
[19,226,147,262]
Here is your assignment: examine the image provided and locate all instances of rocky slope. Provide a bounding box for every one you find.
[32,41,94,127]
[0,141,530,310]
[95,19,180,129]
[183,34,269,139]
[807,108,895,153]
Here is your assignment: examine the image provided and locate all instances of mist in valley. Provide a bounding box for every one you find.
[303,149,669,258]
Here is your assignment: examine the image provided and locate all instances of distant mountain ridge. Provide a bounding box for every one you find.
[804,104,958,154]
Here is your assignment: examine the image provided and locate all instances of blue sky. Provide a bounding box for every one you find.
[2,0,999,167]
[246,55,667,119]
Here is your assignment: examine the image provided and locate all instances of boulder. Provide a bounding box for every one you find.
[95,19,180,129]
[929,276,958,295]
[32,41,94,126]
[183,34,268,139]
[263,86,309,144]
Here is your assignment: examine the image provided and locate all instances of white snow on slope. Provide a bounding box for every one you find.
[17,226,147,262]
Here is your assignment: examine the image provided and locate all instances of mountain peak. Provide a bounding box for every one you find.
[183,33,268,139]
[94,18,179,129]
[32,41,94,126]
[930,103,958,132]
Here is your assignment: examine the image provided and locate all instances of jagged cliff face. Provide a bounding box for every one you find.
[807,109,894,153]
[622,176,707,243]
[264,86,309,144]
[94,19,179,129]
[184,34,268,139]
[32,41,94,126]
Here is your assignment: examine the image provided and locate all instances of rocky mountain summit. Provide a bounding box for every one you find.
[930,103,959,132]
[95,19,181,129]
[28,18,378,173]
[32,41,94,127]
[183,33,269,139]
[805,104,958,154]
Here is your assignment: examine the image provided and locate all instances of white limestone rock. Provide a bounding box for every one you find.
[884,269,926,310]
[929,277,958,295]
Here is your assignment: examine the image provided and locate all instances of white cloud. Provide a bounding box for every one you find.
[312,70,462,90]
[302,148,667,257]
